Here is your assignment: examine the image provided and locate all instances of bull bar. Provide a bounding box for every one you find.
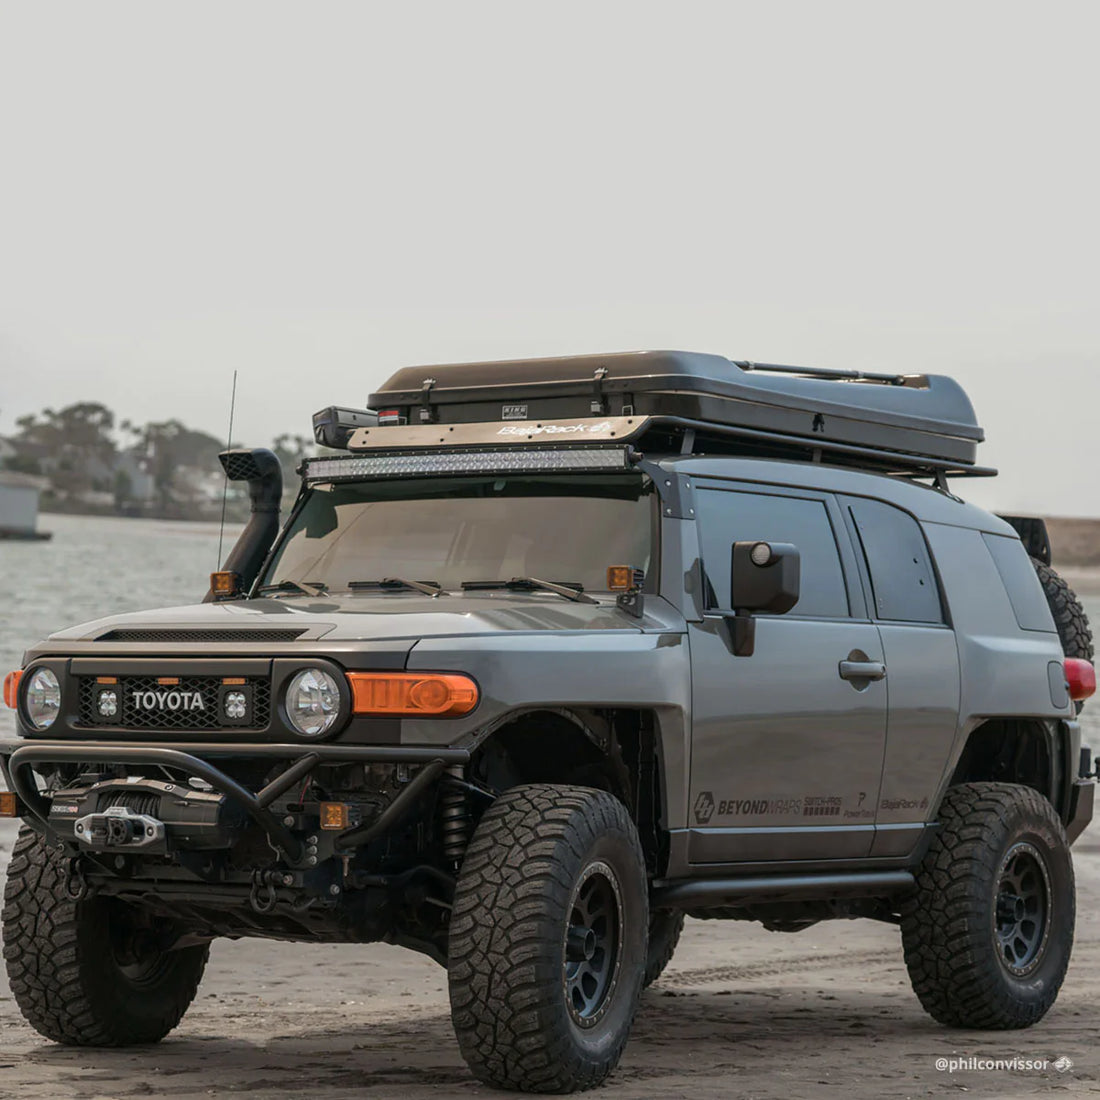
[0,739,468,863]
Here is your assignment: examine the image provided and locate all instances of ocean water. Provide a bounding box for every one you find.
[1,513,1098,746]
[0,514,233,736]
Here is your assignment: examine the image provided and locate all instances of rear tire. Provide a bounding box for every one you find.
[2,825,208,1045]
[643,909,684,988]
[448,784,648,1092]
[1032,558,1094,711]
[900,782,1074,1029]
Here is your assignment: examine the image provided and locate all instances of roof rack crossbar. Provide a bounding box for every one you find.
[733,361,908,385]
[650,415,996,479]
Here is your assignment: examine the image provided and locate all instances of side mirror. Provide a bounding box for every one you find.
[726,541,800,656]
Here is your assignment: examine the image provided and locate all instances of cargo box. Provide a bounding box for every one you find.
[363,351,986,477]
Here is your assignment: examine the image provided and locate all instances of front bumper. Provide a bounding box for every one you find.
[0,738,466,862]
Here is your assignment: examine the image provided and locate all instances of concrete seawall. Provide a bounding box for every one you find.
[1044,517,1100,597]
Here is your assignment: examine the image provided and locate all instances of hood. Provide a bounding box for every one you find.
[43,592,644,645]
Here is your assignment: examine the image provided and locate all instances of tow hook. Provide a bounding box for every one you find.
[64,857,90,902]
[249,870,281,914]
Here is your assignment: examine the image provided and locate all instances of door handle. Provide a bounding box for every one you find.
[839,660,886,683]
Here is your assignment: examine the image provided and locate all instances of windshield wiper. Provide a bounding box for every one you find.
[348,578,445,598]
[255,579,328,597]
[461,578,598,605]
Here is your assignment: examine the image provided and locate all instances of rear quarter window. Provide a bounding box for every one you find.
[981,533,1056,633]
[848,499,944,624]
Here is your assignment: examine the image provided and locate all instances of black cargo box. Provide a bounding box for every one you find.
[367,351,984,472]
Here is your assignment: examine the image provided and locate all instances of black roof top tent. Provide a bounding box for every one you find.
[349,351,991,483]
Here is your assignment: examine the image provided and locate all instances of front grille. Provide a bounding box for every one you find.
[77,676,271,731]
[97,628,306,643]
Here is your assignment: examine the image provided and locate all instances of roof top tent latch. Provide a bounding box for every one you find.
[591,367,610,415]
[419,378,437,424]
[734,360,908,386]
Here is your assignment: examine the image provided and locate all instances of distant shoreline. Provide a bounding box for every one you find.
[38,510,1100,569]
[41,509,232,526]
[1044,518,1100,569]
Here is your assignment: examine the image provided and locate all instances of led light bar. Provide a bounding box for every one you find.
[305,446,632,482]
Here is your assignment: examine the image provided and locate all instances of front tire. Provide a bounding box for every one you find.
[448,784,648,1092]
[900,782,1074,1029]
[2,825,209,1045]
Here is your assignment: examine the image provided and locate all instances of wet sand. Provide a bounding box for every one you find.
[1,819,1098,1099]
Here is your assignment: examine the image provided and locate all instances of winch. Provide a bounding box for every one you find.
[48,776,246,852]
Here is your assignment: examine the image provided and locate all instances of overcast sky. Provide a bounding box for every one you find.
[1,2,1097,515]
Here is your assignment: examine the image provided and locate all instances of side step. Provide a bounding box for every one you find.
[651,870,915,910]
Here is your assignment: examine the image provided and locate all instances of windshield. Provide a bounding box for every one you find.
[260,474,656,595]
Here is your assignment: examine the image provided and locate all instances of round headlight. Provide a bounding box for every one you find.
[25,668,61,730]
[284,668,341,738]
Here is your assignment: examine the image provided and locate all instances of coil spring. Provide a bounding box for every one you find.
[439,764,471,865]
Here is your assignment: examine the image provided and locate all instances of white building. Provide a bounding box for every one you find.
[0,471,49,538]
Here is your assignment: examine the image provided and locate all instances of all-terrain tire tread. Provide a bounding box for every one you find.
[643,909,684,988]
[448,784,647,1092]
[899,782,1074,1030]
[2,825,207,1045]
[1032,559,1093,712]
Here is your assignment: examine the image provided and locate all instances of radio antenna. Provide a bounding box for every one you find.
[216,369,239,568]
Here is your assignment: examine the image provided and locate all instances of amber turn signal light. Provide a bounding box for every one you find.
[0,791,18,818]
[210,571,241,598]
[320,802,350,830]
[607,565,643,592]
[3,670,22,709]
[346,672,479,717]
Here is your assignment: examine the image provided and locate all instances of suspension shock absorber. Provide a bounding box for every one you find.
[439,763,471,867]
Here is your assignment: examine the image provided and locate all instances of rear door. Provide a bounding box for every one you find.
[687,482,888,864]
[839,496,961,859]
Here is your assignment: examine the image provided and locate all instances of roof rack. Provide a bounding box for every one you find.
[319,351,995,483]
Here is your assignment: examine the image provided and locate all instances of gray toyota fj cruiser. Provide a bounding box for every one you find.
[1,351,1096,1092]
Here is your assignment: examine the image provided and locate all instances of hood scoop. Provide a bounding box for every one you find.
[96,627,307,643]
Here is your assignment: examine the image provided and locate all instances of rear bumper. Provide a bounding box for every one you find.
[0,738,466,862]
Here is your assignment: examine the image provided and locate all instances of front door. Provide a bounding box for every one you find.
[687,482,888,864]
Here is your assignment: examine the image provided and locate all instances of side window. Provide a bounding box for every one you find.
[982,533,1056,632]
[848,499,944,624]
[696,488,849,618]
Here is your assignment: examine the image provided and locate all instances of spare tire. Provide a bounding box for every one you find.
[1032,558,1094,711]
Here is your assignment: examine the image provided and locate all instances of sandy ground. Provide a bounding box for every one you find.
[0,821,1098,1099]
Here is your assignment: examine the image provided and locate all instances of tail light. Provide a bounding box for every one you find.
[346,672,478,717]
[1064,658,1096,702]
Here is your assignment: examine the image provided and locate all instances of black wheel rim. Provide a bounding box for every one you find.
[994,841,1052,977]
[563,860,624,1028]
[107,902,174,987]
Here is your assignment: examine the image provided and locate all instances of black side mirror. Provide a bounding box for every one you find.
[726,541,801,656]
